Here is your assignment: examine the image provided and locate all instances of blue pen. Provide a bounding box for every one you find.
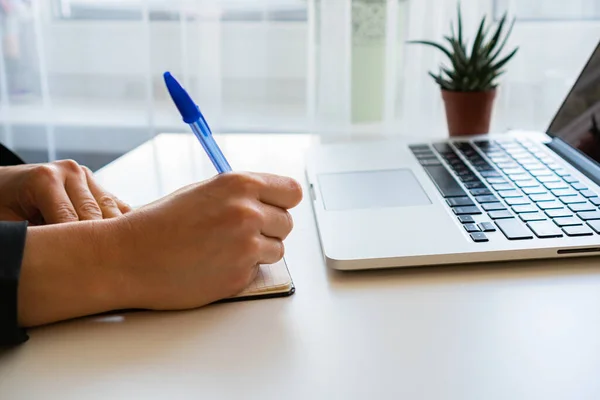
[163,71,232,174]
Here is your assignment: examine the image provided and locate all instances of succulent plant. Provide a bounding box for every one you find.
[408,5,519,92]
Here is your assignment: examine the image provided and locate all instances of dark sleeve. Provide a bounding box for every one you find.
[0,143,25,166]
[0,221,29,346]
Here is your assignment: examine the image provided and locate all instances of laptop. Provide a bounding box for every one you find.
[306,41,600,270]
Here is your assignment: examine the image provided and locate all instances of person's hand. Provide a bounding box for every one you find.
[0,160,132,224]
[113,171,303,310]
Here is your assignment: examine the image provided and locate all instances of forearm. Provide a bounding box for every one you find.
[18,219,129,327]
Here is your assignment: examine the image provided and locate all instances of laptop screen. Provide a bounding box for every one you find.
[547,42,600,163]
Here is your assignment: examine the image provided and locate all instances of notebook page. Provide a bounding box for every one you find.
[234,258,292,297]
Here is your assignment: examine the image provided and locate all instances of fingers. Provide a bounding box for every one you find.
[65,172,103,221]
[83,167,132,218]
[259,203,293,240]
[255,173,303,209]
[33,175,79,224]
[258,237,285,265]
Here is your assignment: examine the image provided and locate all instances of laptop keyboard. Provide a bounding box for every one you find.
[409,138,600,243]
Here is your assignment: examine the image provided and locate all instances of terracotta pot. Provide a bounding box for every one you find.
[441,89,497,137]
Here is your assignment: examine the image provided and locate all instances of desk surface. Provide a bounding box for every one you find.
[2,134,600,400]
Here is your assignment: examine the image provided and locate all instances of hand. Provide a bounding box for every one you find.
[0,159,132,224]
[114,171,303,310]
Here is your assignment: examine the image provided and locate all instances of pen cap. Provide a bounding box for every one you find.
[163,71,201,124]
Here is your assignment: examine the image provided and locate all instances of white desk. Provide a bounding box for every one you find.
[2,133,600,399]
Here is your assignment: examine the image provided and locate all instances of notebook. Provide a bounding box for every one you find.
[223,258,295,302]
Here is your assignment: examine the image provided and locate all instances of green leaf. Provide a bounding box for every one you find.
[490,47,519,71]
[489,17,516,63]
[470,16,487,61]
[457,2,463,49]
[428,71,453,90]
[444,36,469,70]
[407,40,453,60]
[485,12,507,57]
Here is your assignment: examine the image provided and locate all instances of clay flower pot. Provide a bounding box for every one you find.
[441,89,497,137]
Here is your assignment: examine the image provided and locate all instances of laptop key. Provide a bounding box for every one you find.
[495,219,534,240]
[478,222,496,232]
[475,195,499,203]
[520,213,547,222]
[568,202,596,212]
[453,206,482,215]
[527,221,563,238]
[587,220,600,233]
[470,232,489,242]
[551,188,578,197]
[522,187,547,195]
[498,190,522,198]
[423,165,467,198]
[504,197,530,206]
[409,144,430,151]
[563,225,594,237]
[447,197,475,207]
[419,159,442,166]
[516,180,540,188]
[458,215,475,224]
[492,183,514,191]
[482,202,506,212]
[562,175,579,184]
[577,211,600,221]
[580,190,598,198]
[480,170,501,178]
[553,217,583,227]
[537,201,564,210]
[545,209,572,218]
[464,223,480,233]
[512,204,538,213]
[529,193,555,202]
[559,195,586,204]
[486,177,508,184]
[544,181,569,190]
[508,174,533,182]
[464,181,485,189]
[572,182,588,191]
[488,210,514,219]
[530,169,554,177]
[470,188,492,196]
[590,197,600,206]
[537,175,560,183]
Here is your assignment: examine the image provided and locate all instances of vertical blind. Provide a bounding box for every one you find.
[0,0,599,170]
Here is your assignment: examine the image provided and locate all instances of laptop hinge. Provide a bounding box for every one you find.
[545,138,600,188]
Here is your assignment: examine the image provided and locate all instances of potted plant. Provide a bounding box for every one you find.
[408,6,519,136]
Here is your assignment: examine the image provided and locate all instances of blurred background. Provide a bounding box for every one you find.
[1,0,599,170]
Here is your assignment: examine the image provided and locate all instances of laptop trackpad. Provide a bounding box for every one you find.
[317,169,431,211]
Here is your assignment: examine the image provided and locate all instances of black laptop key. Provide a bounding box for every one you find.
[460,175,478,183]
[470,188,492,196]
[475,195,499,203]
[453,206,482,215]
[527,221,563,238]
[572,182,588,191]
[458,215,475,224]
[478,222,496,232]
[553,217,583,227]
[577,211,600,221]
[447,197,475,207]
[423,165,467,198]
[590,197,600,206]
[409,144,430,151]
[520,213,547,222]
[529,193,555,202]
[464,181,485,189]
[568,202,596,213]
[470,232,489,242]
[545,209,572,218]
[488,210,514,220]
[492,183,514,191]
[587,220,600,233]
[563,225,594,237]
[419,159,442,166]
[562,175,579,184]
[580,190,598,198]
[455,169,473,177]
[464,223,480,233]
[482,202,506,212]
[495,219,534,240]
[433,143,455,154]
[512,204,538,213]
